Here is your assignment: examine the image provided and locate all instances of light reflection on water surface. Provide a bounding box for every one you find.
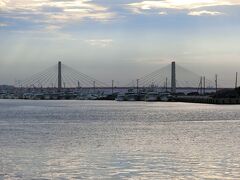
[0,100,240,179]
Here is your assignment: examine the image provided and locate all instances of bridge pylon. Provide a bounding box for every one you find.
[58,61,62,90]
[171,61,176,94]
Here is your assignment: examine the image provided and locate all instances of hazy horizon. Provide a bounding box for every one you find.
[0,0,240,87]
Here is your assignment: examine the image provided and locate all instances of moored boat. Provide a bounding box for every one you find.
[145,92,159,101]
[116,94,125,101]
[125,92,138,101]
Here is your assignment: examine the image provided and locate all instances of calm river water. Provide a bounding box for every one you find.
[0,100,240,179]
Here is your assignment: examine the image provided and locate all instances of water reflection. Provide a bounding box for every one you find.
[0,100,240,179]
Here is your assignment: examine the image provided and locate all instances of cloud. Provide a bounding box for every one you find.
[128,0,240,13]
[0,22,8,27]
[188,10,224,16]
[0,0,116,30]
[44,25,62,31]
[85,39,113,47]
[0,0,8,8]
[158,11,167,15]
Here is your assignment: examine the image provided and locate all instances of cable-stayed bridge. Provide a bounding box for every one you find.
[15,61,220,95]
[16,62,108,89]
[126,62,216,89]
[0,61,237,103]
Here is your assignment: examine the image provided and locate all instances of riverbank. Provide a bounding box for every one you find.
[174,96,240,105]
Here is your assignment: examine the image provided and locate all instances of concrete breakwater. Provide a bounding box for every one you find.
[175,96,240,104]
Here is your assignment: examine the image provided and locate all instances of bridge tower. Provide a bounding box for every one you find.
[58,61,62,90]
[171,61,176,94]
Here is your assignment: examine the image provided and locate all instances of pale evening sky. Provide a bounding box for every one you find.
[0,0,240,87]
